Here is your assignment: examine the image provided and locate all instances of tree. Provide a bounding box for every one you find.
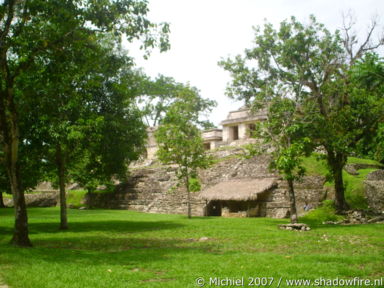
[138,74,216,129]
[0,0,169,246]
[21,35,146,230]
[155,87,215,218]
[245,99,311,224]
[220,15,384,212]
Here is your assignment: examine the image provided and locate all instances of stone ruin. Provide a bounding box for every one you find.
[144,106,267,159]
[364,169,384,214]
[88,151,327,219]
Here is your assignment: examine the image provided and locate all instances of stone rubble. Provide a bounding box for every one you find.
[278,223,311,231]
[323,210,384,225]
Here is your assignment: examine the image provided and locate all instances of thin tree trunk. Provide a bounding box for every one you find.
[0,192,5,208]
[287,178,298,224]
[56,144,68,230]
[185,176,191,219]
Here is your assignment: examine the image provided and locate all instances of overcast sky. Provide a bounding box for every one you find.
[129,0,384,127]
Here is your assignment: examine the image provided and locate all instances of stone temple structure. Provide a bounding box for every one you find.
[107,106,324,219]
[202,107,268,151]
[221,106,267,143]
[145,106,267,158]
[201,128,223,150]
[145,126,158,160]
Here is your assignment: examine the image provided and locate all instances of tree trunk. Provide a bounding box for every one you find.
[333,163,349,212]
[185,176,192,219]
[7,139,32,247]
[0,192,5,208]
[327,152,349,212]
[56,144,68,230]
[287,178,298,224]
[0,88,32,246]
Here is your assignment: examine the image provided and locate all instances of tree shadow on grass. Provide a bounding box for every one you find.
[27,220,184,234]
[0,219,185,247]
[0,235,219,268]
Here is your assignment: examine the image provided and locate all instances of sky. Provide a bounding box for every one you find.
[128,0,384,127]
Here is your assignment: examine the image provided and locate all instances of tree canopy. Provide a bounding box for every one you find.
[138,74,216,129]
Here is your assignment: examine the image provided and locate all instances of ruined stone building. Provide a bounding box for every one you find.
[86,106,326,219]
[145,106,267,158]
[89,152,326,218]
[221,106,267,143]
[145,126,158,160]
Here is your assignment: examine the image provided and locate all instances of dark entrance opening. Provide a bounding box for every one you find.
[232,126,239,140]
[203,142,211,150]
[248,123,256,137]
[206,200,222,216]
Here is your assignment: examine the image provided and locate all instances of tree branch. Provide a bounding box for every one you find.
[0,0,16,49]
[12,0,30,39]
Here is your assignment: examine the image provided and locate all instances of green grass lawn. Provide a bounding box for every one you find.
[0,208,383,288]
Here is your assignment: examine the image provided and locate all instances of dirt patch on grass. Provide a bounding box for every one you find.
[0,277,8,288]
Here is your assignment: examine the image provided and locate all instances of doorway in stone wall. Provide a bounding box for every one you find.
[231,126,239,141]
[206,200,222,216]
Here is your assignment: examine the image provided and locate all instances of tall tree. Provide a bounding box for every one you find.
[246,99,311,223]
[220,15,384,212]
[0,0,169,246]
[155,86,215,218]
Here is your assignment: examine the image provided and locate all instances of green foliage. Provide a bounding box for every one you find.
[138,75,216,128]
[155,87,215,217]
[1,193,11,200]
[155,87,215,176]
[188,177,201,193]
[245,99,313,182]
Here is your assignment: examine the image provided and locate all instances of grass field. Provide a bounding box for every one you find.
[0,208,383,288]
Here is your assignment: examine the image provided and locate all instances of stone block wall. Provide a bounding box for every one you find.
[4,192,58,207]
[88,152,326,219]
[86,167,206,216]
[364,170,384,213]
